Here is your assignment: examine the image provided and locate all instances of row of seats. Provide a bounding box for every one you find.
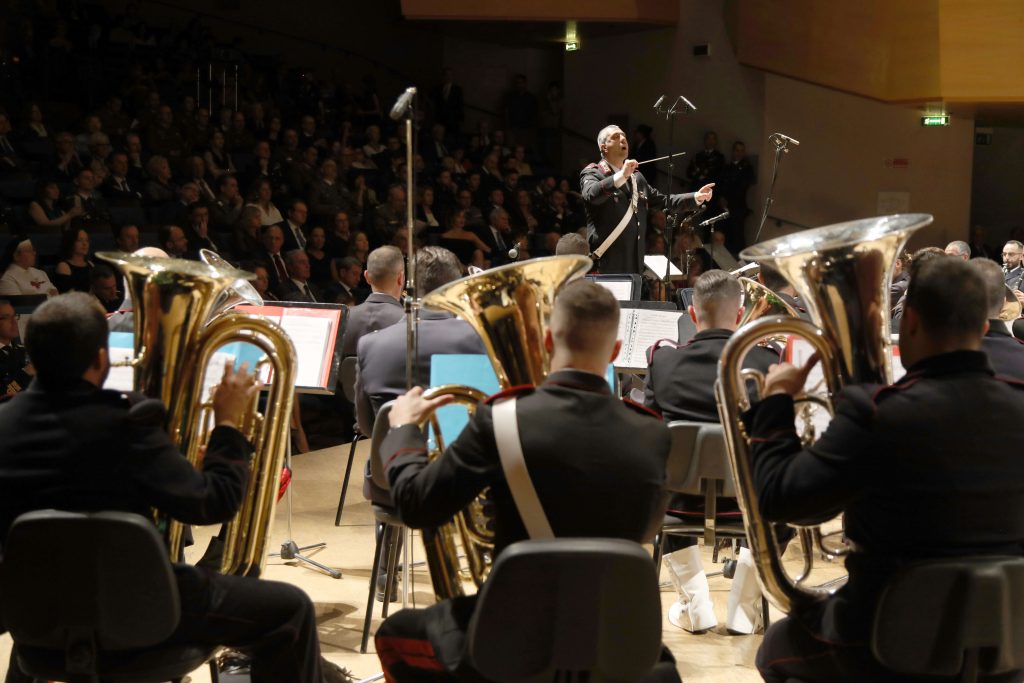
[0,231,160,265]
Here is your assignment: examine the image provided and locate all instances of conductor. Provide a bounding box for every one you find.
[580,125,714,275]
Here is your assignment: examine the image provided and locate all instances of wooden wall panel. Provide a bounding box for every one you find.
[400,0,678,24]
[938,0,1024,102]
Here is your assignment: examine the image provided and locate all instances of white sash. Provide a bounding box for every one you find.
[593,173,639,259]
[492,398,554,539]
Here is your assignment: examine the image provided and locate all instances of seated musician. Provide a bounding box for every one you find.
[758,263,810,320]
[644,269,781,634]
[375,281,679,682]
[747,257,1024,682]
[0,293,350,683]
[971,257,1024,380]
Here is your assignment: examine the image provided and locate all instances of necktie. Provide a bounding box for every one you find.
[273,254,289,280]
[303,283,316,302]
[292,224,307,249]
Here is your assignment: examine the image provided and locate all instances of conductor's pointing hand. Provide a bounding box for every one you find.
[695,183,715,204]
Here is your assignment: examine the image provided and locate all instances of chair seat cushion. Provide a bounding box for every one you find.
[17,643,215,683]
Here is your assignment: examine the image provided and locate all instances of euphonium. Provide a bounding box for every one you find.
[97,252,296,576]
[714,214,932,613]
[416,255,592,599]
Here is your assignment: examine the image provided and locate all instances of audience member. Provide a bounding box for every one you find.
[114,223,141,253]
[204,128,236,179]
[305,226,332,289]
[0,238,57,297]
[158,224,189,259]
[276,250,322,303]
[53,229,94,293]
[28,180,80,232]
[89,264,122,313]
[210,175,245,232]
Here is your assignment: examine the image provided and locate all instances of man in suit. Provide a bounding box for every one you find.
[158,225,189,260]
[340,246,404,357]
[283,200,309,252]
[374,281,678,683]
[581,125,713,275]
[209,175,245,233]
[275,250,322,303]
[1003,240,1024,295]
[644,270,781,634]
[749,256,1024,682]
[971,258,1024,380]
[354,247,484,435]
[103,152,143,208]
[480,207,513,268]
[259,225,290,294]
[0,293,350,683]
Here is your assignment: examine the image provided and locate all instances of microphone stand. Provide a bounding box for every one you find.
[655,96,695,300]
[399,91,416,610]
[754,134,792,244]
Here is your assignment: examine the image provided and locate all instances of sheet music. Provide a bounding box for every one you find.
[595,279,634,301]
[103,347,237,398]
[278,314,333,387]
[643,255,685,280]
[614,308,684,369]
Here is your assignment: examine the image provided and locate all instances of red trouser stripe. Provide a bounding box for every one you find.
[376,635,446,681]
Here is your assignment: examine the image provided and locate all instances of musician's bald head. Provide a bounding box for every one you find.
[546,280,621,375]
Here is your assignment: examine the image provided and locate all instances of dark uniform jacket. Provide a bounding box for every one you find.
[0,380,252,545]
[644,329,781,422]
[340,292,403,357]
[354,311,485,434]
[982,319,1024,380]
[0,341,32,396]
[743,350,1024,643]
[378,370,672,676]
[580,160,696,275]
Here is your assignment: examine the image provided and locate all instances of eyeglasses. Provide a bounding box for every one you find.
[0,313,20,322]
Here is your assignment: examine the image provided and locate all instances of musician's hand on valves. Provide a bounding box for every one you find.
[213,360,262,430]
[695,183,715,205]
[763,352,820,398]
[1014,289,1024,305]
[389,386,453,429]
[621,159,639,179]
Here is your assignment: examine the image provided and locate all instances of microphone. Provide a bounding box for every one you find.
[771,132,800,146]
[389,87,417,121]
[698,211,730,228]
[652,95,665,112]
[678,95,697,112]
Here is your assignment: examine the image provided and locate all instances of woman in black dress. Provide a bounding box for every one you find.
[53,228,94,293]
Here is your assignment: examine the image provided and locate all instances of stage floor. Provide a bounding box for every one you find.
[0,440,846,682]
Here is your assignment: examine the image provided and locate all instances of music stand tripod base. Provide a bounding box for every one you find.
[271,540,341,579]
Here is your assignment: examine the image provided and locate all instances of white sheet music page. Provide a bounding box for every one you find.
[277,313,333,387]
[625,309,684,368]
[643,255,685,280]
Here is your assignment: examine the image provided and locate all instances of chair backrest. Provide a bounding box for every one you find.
[665,421,735,497]
[339,355,358,403]
[0,510,181,655]
[468,538,662,683]
[369,401,395,492]
[872,556,1024,679]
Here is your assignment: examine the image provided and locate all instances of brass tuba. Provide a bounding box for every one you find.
[714,214,932,613]
[97,252,296,576]
[416,255,592,599]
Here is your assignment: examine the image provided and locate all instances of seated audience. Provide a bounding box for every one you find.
[64,167,112,234]
[53,228,94,293]
[204,128,237,178]
[246,179,284,227]
[28,180,80,232]
[0,238,57,297]
[114,223,141,253]
[158,224,189,259]
[354,247,485,434]
[89,264,122,313]
[305,226,332,289]
[340,245,405,356]
[307,159,350,226]
[439,209,489,268]
[143,155,177,207]
[275,250,322,303]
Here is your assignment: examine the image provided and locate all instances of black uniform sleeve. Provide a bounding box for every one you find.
[579,166,618,207]
[122,417,253,526]
[383,407,499,529]
[643,173,697,213]
[741,388,877,525]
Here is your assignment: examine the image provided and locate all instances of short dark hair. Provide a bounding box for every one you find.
[552,280,619,352]
[90,263,116,284]
[555,233,589,256]
[759,264,789,292]
[25,292,109,387]
[969,258,1009,318]
[416,247,462,296]
[692,269,742,319]
[905,257,987,341]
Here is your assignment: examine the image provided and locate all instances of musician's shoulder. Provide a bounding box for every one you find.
[484,384,535,405]
[622,398,663,420]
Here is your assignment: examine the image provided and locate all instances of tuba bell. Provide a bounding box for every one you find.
[415,255,592,599]
[714,214,932,613]
[98,252,296,576]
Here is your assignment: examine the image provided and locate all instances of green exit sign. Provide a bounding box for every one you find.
[921,115,950,127]
[565,41,580,51]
